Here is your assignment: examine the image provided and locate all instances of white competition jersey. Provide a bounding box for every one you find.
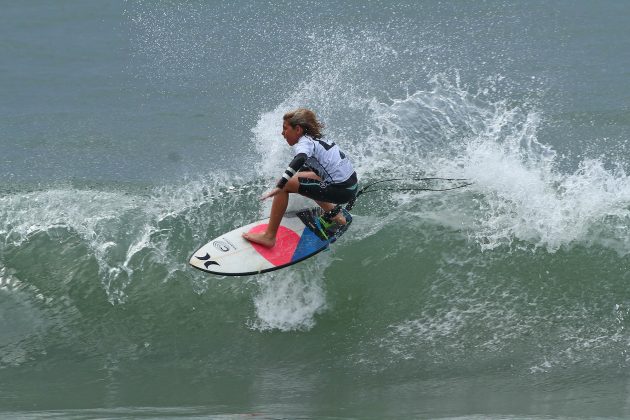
[293,135,355,184]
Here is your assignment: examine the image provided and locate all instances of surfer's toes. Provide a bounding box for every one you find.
[242,232,276,248]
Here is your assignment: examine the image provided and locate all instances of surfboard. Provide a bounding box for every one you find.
[189,207,352,276]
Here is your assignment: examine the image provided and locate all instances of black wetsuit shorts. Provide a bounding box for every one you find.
[297,172,358,204]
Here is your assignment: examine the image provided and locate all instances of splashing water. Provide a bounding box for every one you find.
[250,265,329,332]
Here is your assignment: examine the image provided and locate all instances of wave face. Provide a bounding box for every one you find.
[2,0,630,417]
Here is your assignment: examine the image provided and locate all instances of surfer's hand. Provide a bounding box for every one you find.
[260,187,281,200]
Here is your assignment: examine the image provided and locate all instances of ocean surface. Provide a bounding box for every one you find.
[2,0,630,418]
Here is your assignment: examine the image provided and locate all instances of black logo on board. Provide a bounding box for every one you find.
[195,252,220,268]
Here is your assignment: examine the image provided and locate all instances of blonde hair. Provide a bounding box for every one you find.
[283,108,324,139]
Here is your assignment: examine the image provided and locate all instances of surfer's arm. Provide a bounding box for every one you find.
[260,188,281,200]
[276,153,307,189]
[260,153,308,200]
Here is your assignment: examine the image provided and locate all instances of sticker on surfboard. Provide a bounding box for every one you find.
[189,207,352,276]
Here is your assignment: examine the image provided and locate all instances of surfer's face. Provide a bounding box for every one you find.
[282,120,302,146]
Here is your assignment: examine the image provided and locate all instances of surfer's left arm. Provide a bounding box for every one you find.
[260,187,281,200]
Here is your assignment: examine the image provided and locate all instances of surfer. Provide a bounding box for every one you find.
[243,108,358,248]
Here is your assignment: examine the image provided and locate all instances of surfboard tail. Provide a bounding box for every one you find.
[297,207,353,242]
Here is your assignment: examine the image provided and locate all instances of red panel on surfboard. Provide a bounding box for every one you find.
[247,224,300,266]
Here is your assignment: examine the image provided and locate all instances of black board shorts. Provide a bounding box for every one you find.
[297,172,358,204]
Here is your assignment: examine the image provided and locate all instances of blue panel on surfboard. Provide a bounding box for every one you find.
[291,225,328,263]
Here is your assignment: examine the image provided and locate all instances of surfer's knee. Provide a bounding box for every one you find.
[283,176,301,193]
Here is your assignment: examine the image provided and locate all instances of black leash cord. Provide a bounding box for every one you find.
[345,177,472,211]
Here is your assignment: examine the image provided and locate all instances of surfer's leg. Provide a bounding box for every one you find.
[296,172,347,225]
[242,177,301,248]
[315,200,346,225]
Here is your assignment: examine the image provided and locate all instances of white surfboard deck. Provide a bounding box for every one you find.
[189,207,351,276]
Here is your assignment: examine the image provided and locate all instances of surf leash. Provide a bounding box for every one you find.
[344,177,472,212]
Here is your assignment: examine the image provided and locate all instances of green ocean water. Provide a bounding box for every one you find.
[3,0,630,418]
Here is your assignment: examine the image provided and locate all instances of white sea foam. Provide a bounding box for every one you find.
[0,175,242,304]
[352,75,630,254]
[249,263,329,332]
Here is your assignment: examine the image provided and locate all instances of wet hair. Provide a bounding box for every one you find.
[283,108,324,139]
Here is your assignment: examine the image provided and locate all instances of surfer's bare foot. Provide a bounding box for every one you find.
[242,232,276,248]
[332,214,346,225]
